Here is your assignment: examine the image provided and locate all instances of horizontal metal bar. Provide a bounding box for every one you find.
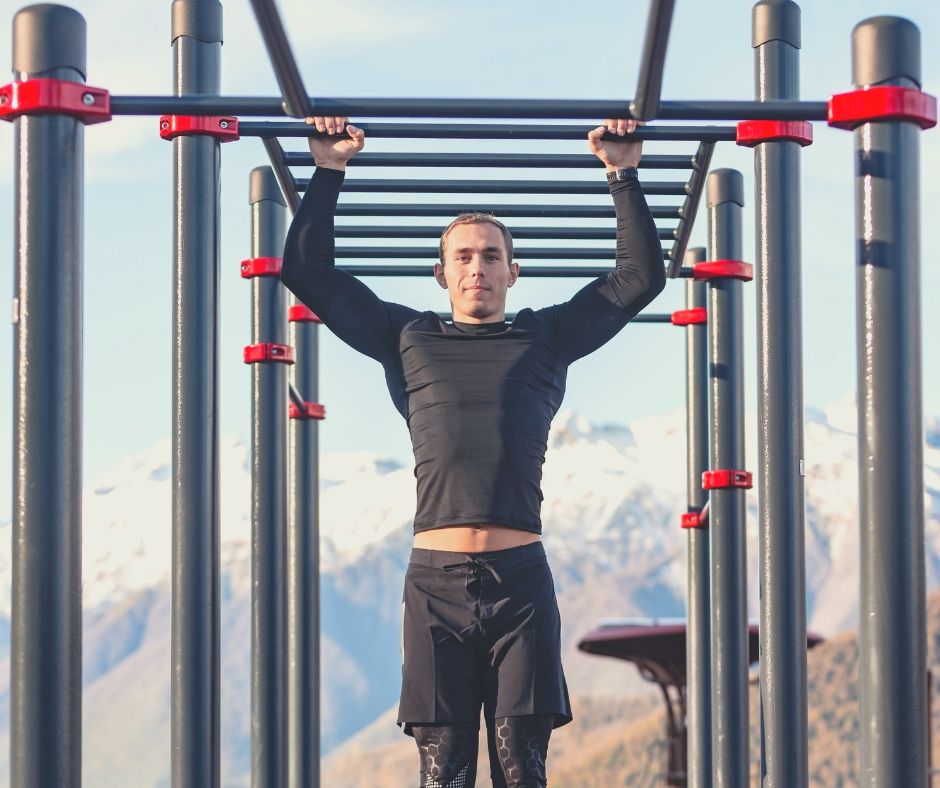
[334,246,670,260]
[282,152,695,169]
[337,265,613,277]
[333,203,682,219]
[298,179,689,196]
[334,226,676,241]
[241,121,738,142]
[110,95,828,121]
[433,311,674,323]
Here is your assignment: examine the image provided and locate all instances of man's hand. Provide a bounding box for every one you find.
[306,115,365,171]
[587,118,642,172]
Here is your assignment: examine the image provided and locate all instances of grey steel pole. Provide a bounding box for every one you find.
[751,3,808,786]
[171,1,223,786]
[684,247,712,788]
[706,170,749,787]
[851,17,927,787]
[11,6,85,786]
[249,167,290,787]
[288,278,323,783]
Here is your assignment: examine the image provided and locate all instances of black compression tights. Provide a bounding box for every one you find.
[412,715,553,787]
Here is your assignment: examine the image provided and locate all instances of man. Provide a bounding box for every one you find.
[280,115,664,787]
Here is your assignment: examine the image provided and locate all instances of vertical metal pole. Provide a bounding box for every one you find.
[288,282,322,783]
[171,1,223,786]
[706,169,749,787]
[852,17,927,788]
[751,3,808,786]
[249,167,289,787]
[684,247,712,788]
[11,6,85,786]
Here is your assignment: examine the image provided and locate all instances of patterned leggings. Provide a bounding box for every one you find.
[412,715,553,787]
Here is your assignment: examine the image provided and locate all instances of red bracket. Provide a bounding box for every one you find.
[671,307,707,326]
[828,85,937,131]
[159,115,240,142]
[0,79,111,124]
[736,120,813,147]
[240,257,282,278]
[681,511,707,529]
[702,469,753,490]
[289,401,326,420]
[243,343,294,364]
[288,304,322,323]
[693,260,754,283]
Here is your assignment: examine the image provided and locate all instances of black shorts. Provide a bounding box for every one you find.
[397,540,573,734]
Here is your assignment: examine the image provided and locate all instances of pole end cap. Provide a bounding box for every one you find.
[852,16,921,88]
[706,168,745,208]
[250,166,286,206]
[752,0,801,49]
[13,4,86,78]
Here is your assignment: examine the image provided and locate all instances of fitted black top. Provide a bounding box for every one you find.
[280,166,665,534]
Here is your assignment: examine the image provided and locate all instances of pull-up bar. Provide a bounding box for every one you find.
[281,152,698,169]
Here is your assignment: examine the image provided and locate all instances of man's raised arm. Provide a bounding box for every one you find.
[280,117,420,364]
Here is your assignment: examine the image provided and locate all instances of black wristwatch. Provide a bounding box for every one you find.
[606,167,638,184]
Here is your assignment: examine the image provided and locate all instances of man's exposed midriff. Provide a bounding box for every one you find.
[412,523,541,553]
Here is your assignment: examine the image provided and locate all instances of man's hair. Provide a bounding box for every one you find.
[438,213,514,265]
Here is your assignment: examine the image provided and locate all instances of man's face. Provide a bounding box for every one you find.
[435,222,519,322]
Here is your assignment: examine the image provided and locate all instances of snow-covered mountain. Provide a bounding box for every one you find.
[0,398,937,786]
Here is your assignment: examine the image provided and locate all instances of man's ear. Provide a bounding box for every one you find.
[508,262,520,287]
[433,262,448,289]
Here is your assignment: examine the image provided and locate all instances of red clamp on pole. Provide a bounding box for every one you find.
[288,304,322,323]
[681,511,706,529]
[0,79,111,124]
[289,401,326,420]
[693,260,754,282]
[702,469,753,490]
[736,120,813,147]
[159,115,240,142]
[828,85,937,130]
[671,307,707,326]
[240,257,282,278]
[243,343,294,364]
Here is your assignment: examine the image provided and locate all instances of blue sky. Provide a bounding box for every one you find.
[0,0,938,520]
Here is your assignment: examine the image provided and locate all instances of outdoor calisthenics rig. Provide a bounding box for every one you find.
[2,0,936,787]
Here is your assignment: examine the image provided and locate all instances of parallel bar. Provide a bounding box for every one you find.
[242,121,738,141]
[298,178,689,195]
[11,7,85,786]
[333,246,671,260]
[110,95,829,120]
[247,0,311,117]
[631,0,676,120]
[751,3,809,786]
[334,226,677,241]
[684,247,712,788]
[170,2,223,786]
[249,168,289,788]
[262,136,301,213]
[333,203,682,219]
[282,151,695,169]
[432,311,674,323]
[852,17,927,788]
[336,265,619,277]
[706,169,750,786]
[667,142,715,276]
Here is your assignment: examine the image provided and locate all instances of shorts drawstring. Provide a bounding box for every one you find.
[442,556,503,585]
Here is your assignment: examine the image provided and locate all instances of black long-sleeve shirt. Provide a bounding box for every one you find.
[281,167,665,534]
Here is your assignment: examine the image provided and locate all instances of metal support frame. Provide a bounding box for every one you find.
[683,247,711,788]
[248,167,290,787]
[851,16,927,787]
[248,0,311,117]
[10,6,85,785]
[706,169,750,785]
[751,2,809,785]
[631,0,675,121]
[170,1,223,785]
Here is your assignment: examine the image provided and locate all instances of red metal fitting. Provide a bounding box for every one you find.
[693,260,754,283]
[289,401,326,420]
[288,304,322,323]
[159,115,240,142]
[681,511,706,529]
[240,256,282,278]
[702,469,753,490]
[828,85,937,131]
[243,343,294,364]
[736,120,813,147]
[0,79,111,124]
[671,307,707,326]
